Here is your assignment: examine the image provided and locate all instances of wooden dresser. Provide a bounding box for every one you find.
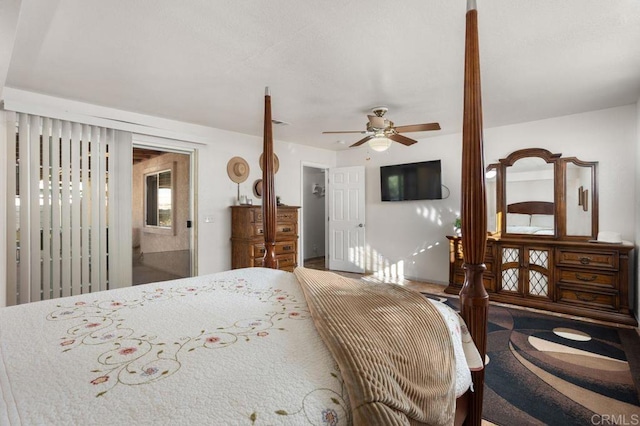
[230,205,299,272]
[445,236,636,325]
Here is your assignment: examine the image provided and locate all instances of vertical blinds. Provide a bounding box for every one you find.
[6,113,114,305]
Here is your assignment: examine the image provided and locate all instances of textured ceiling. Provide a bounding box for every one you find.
[5,0,640,150]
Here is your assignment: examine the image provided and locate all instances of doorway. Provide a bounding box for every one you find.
[132,146,194,285]
[302,165,327,270]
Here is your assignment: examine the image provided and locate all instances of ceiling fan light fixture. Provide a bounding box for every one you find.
[368,135,392,152]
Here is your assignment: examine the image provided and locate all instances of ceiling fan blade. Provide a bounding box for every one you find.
[350,135,374,147]
[368,115,386,128]
[389,133,418,146]
[394,122,441,133]
[322,130,368,134]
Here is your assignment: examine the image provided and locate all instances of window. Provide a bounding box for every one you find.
[144,163,175,234]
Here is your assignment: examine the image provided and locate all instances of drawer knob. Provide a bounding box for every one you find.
[259,229,264,234]
[283,245,292,251]
[282,227,291,232]
[579,256,591,265]
[575,273,597,282]
[575,292,597,302]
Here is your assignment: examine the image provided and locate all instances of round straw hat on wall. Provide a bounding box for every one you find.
[226,157,250,183]
[253,179,263,198]
[259,153,280,174]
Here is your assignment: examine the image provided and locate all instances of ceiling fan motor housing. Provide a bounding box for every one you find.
[371,106,388,117]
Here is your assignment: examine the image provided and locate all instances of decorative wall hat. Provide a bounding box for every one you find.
[253,179,263,198]
[259,153,280,174]
[226,157,250,183]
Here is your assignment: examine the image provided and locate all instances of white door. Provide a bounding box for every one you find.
[328,166,365,273]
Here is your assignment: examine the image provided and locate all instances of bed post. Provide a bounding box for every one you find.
[460,1,488,425]
[262,87,278,269]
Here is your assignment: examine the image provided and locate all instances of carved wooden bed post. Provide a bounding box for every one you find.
[262,87,278,269]
[460,1,489,424]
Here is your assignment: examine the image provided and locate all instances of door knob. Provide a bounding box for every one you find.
[358,223,364,227]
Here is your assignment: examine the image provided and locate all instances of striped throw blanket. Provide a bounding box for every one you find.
[294,267,456,426]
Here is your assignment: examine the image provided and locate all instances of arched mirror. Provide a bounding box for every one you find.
[505,156,555,236]
[488,148,598,240]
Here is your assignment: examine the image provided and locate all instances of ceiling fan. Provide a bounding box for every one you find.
[322,107,441,152]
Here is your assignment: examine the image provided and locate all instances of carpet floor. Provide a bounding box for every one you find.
[423,293,640,426]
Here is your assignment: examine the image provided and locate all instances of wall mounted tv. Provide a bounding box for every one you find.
[380,160,443,201]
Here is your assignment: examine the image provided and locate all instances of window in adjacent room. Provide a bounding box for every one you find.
[144,162,175,234]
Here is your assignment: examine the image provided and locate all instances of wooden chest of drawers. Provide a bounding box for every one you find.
[446,236,636,325]
[230,205,300,272]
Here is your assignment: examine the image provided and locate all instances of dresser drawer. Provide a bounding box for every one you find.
[557,285,617,311]
[557,268,615,289]
[252,223,297,237]
[253,253,296,269]
[252,241,297,258]
[253,210,297,223]
[556,249,617,270]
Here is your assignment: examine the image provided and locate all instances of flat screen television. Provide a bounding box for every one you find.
[380,160,443,201]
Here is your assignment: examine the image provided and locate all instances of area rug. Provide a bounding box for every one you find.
[422,294,640,426]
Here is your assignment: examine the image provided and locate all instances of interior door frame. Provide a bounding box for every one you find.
[299,161,330,268]
[132,138,198,278]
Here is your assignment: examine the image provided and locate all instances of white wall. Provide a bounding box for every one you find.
[336,104,638,285]
[0,95,636,303]
[337,132,462,283]
[487,105,637,241]
[200,138,337,274]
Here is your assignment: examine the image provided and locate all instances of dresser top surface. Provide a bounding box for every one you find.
[230,205,300,209]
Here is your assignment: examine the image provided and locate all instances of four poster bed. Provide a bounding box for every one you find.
[0,2,489,425]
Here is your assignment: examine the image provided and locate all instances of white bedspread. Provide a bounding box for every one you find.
[0,268,473,425]
[506,225,554,235]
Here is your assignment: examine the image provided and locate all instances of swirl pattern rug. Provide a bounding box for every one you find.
[422,294,640,426]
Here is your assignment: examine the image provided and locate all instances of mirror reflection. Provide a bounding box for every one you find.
[565,161,593,236]
[505,157,555,235]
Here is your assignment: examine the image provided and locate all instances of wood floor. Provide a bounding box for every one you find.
[303,256,326,270]
[303,256,448,295]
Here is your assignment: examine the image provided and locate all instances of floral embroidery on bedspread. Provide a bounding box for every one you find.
[248,367,351,425]
[46,277,311,398]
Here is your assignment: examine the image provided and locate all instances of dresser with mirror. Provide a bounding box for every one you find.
[446,148,636,325]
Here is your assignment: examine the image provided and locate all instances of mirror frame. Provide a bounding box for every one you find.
[488,148,598,240]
